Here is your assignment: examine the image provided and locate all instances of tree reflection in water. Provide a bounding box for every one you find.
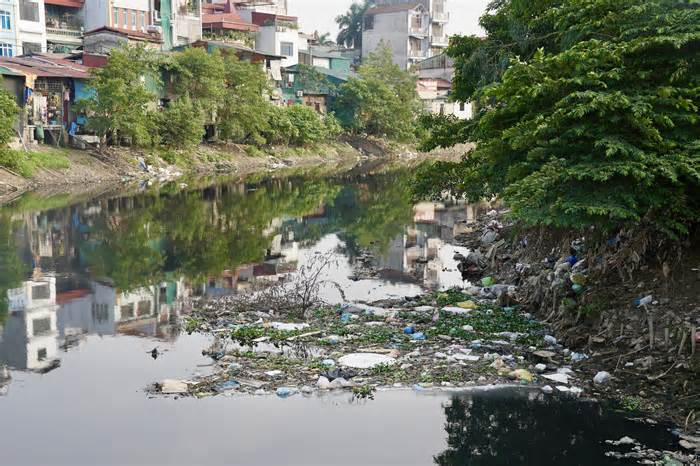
[434,388,677,466]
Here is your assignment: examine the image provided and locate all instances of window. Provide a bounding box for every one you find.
[363,15,374,31]
[137,300,151,316]
[280,41,294,57]
[19,0,39,22]
[22,41,41,54]
[31,284,50,300]
[131,10,136,29]
[121,304,134,319]
[0,43,12,57]
[112,7,119,26]
[37,348,47,361]
[459,102,465,112]
[138,11,145,29]
[33,317,51,336]
[0,10,11,30]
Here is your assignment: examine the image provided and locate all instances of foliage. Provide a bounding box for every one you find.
[78,44,161,148]
[217,53,272,145]
[0,148,70,177]
[335,0,373,49]
[415,0,700,235]
[284,105,331,146]
[202,30,255,47]
[335,44,419,141]
[158,96,205,150]
[0,79,18,148]
[168,47,225,119]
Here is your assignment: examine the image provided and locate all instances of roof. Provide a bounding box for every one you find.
[365,3,423,15]
[302,46,351,60]
[0,65,24,77]
[0,54,92,79]
[251,11,298,26]
[188,40,285,60]
[202,2,259,32]
[284,64,355,82]
[44,0,84,7]
[84,26,163,43]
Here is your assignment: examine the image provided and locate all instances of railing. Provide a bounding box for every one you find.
[409,49,427,59]
[432,12,449,22]
[46,27,82,38]
[431,35,449,46]
[410,27,428,36]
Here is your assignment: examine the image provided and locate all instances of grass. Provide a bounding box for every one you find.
[229,325,305,346]
[0,148,70,177]
[427,307,544,341]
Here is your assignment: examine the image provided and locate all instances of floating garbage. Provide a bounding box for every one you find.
[338,353,397,369]
[270,322,310,331]
[403,326,415,335]
[160,379,188,394]
[481,276,494,287]
[276,387,298,398]
[411,332,426,341]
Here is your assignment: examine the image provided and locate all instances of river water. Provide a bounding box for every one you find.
[0,167,683,465]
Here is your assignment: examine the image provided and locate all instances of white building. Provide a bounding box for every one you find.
[372,0,449,53]
[239,9,298,67]
[0,0,48,55]
[414,52,472,119]
[361,3,430,70]
[0,277,59,372]
[0,0,19,56]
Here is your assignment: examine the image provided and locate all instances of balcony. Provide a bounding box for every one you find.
[46,13,83,45]
[431,35,449,47]
[408,49,427,60]
[409,26,429,38]
[432,12,449,23]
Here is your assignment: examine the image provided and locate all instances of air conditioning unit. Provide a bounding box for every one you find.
[296,90,303,97]
[147,25,162,34]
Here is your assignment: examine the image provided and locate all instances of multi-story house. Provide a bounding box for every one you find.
[371,0,449,55]
[237,8,298,67]
[15,0,47,54]
[361,3,430,70]
[83,0,201,53]
[0,0,18,56]
[44,0,83,52]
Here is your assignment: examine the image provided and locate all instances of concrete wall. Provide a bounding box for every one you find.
[362,10,408,69]
[256,24,297,67]
[83,0,109,31]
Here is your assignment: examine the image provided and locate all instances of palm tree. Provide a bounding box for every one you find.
[335,0,374,50]
[315,31,335,46]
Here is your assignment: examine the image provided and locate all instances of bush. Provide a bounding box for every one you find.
[158,96,205,150]
[285,105,329,146]
[0,84,17,147]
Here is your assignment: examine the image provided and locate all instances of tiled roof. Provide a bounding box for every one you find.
[84,26,163,43]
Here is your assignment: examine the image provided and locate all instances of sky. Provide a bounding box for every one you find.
[288,0,491,39]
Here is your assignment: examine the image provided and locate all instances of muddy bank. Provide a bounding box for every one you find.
[0,139,469,205]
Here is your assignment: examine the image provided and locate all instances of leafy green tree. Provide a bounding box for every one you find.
[158,95,205,149]
[217,54,272,145]
[78,44,161,148]
[335,43,419,141]
[0,79,18,148]
[285,105,330,146]
[335,0,373,49]
[168,47,225,120]
[416,0,700,235]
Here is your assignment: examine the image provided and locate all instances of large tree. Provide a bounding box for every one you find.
[79,44,161,148]
[335,0,373,49]
[335,43,419,141]
[416,0,700,235]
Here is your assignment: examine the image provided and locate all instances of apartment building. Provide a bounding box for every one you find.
[0,0,48,55]
[361,3,430,70]
[45,0,83,52]
[371,0,448,55]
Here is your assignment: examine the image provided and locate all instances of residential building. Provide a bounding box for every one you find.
[16,0,47,54]
[414,52,472,119]
[361,3,430,70]
[0,0,19,57]
[281,62,353,112]
[230,0,286,15]
[240,9,298,67]
[202,0,258,42]
[0,53,93,141]
[44,0,83,53]
[372,0,449,55]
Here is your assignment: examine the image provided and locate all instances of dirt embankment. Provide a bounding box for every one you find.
[0,139,469,205]
[453,209,700,436]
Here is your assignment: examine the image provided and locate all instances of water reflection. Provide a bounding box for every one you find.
[0,169,484,380]
[435,388,678,465]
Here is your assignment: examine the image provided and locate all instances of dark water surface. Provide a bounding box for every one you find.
[0,168,681,465]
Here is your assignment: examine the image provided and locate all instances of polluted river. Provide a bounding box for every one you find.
[0,166,690,465]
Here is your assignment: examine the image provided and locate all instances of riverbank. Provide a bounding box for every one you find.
[0,138,470,205]
[447,208,700,439]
